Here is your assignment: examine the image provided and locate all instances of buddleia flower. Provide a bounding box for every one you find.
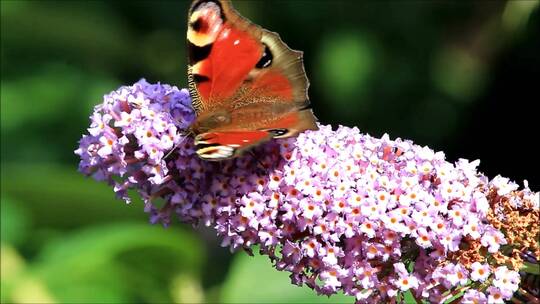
[77,80,539,303]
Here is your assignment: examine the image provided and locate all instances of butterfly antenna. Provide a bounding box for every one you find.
[248,150,267,172]
[164,130,191,160]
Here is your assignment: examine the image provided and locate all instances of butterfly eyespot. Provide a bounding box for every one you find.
[267,128,288,136]
[255,44,273,69]
[190,18,205,32]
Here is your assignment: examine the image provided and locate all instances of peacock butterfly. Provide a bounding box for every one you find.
[186,0,318,160]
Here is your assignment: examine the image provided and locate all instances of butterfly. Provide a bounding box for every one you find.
[186,0,318,160]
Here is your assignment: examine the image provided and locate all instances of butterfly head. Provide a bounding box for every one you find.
[190,110,231,133]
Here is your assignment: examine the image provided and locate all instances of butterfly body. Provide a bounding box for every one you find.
[187,0,318,160]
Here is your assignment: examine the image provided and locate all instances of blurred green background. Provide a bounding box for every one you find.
[1,0,539,303]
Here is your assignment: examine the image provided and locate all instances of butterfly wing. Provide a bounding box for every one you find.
[187,0,318,160]
[194,130,271,160]
[194,108,317,159]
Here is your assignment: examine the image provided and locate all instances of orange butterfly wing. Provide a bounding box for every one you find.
[186,0,318,160]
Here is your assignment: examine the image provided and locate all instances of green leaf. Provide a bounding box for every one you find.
[221,251,355,303]
[0,196,30,245]
[1,163,147,228]
[37,223,203,272]
[0,64,117,163]
[404,290,421,304]
[522,261,540,275]
[1,63,116,130]
[31,222,205,303]
[2,163,207,302]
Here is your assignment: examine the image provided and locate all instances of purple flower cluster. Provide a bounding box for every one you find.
[76,79,194,210]
[76,80,539,303]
